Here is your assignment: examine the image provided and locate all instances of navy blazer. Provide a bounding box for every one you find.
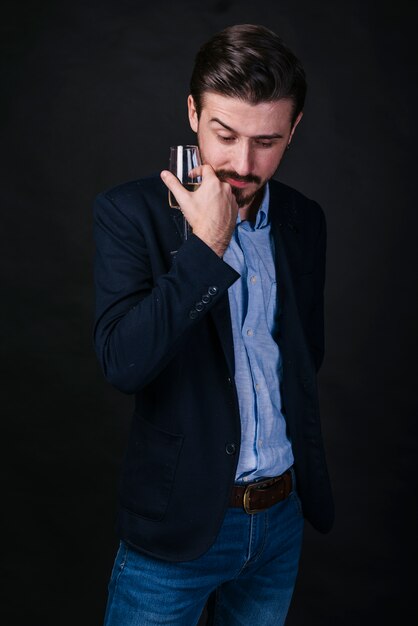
[93,175,334,561]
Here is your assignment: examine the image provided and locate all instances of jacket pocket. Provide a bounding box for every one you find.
[119,413,184,521]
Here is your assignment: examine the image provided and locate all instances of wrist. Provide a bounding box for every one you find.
[193,231,229,257]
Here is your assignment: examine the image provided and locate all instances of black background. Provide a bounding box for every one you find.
[2,1,417,624]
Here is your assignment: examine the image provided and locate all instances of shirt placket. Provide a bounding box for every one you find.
[240,228,263,469]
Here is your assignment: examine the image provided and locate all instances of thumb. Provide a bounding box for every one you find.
[160,170,189,207]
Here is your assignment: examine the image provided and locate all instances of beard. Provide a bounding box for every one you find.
[215,169,264,208]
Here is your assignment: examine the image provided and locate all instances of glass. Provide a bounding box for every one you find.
[168,145,202,239]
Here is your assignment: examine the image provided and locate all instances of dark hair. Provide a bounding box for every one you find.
[190,24,307,126]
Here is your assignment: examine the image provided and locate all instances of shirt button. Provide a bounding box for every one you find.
[225,442,236,455]
[255,383,260,391]
[246,328,253,336]
[250,275,257,284]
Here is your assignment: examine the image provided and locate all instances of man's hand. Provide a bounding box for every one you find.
[161,164,238,257]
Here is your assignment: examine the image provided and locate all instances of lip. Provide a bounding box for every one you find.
[225,178,251,189]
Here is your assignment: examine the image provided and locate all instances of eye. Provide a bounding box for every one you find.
[218,135,236,143]
[256,140,274,149]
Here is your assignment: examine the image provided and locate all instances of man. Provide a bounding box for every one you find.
[94,24,334,626]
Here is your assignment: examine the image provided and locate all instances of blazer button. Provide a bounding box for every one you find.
[225,442,236,455]
[195,301,204,311]
[202,294,211,304]
[189,310,198,319]
[208,286,218,296]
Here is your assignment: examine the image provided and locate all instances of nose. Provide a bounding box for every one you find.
[231,141,254,177]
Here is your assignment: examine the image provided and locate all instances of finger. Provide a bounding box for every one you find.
[160,170,189,205]
[188,163,216,179]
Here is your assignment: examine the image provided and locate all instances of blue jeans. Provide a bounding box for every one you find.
[104,486,304,625]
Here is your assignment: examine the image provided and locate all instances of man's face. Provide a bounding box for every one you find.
[188,92,302,210]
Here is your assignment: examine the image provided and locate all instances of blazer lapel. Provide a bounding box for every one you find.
[269,182,307,357]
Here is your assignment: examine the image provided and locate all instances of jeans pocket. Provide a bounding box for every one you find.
[108,541,129,591]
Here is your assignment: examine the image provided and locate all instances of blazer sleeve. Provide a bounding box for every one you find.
[93,190,240,394]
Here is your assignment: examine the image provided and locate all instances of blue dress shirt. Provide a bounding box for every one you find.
[223,184,294,483]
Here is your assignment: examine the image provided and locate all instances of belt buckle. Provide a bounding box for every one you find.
[243,481,269,514]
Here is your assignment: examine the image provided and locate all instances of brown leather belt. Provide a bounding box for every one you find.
[230,468,293,514]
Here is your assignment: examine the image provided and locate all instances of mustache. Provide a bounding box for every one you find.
[215,169,261,185]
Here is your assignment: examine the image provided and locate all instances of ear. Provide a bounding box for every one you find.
[288,110,303,146]
[187,95,199,133]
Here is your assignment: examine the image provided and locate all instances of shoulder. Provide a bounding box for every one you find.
[99,174,165,206]
[93,174,167,224]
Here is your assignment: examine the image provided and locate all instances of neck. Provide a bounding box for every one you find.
[239,187,265,223]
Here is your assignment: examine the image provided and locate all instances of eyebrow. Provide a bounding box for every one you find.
[209,117,284,139]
